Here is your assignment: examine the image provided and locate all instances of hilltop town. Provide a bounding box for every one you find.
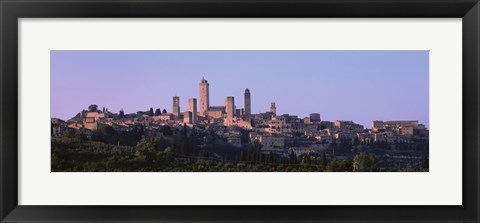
[51,77,429,172]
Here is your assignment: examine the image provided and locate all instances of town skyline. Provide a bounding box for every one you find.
[51,74,429,172]
[51,50,429,128]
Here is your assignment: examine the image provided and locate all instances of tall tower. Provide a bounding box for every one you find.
[173,96,180,117]
[270,102,276,116]
[199,77,209,115]
[225,96,235,119]
[188,98,198,124]
[244,88,251,115]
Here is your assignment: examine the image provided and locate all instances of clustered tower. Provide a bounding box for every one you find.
[171,77,263,124]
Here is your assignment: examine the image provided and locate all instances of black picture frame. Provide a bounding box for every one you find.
[1,0,479,222]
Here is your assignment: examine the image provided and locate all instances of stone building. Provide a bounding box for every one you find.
[236,108,245,117]
[207,106,225,119]
[183,111,193,124]
[399,126,414,136]
[224,117,253,129]
[85,111,105,120]
[309,113,321,122]
[152,113,173,121]
[258,135,285,149]
[304,117,312,124]
[268,116,291,134]
[334,120,364,132]
[372,120,384,132]
[83,117,97,130]
[81,111,107,131]
[51,118,66,137]
[225,133,242,147]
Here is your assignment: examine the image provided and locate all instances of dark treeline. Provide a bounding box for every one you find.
[51,126,428,172]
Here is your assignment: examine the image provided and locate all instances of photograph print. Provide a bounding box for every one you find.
[51,50,429,172]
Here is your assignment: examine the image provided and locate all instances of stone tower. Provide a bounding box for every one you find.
[199,77,209,116]
[188,98,198,124]
[270,102,276,116]
[173,96,180,117]
[225,96,235,119]
[244,88,251,115]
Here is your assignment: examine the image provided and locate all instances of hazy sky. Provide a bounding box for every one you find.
[51,50,429,128]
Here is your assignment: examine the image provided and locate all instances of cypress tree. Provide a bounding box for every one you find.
[268,151,274,164]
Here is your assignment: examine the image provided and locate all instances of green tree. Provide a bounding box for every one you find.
[149,107,154,116]
[326,159,345,172]
[119,109,125,118]
[202,150,209,160]
[134,137,158,161]
[258,153,264,163]
[98,125,115,136]
[159,125,173,136]
[88,104,98,112]
[289,151,298,165]
[353,137,360,146]
[302,155,312,167]
[324,157,353,172]
[353,152,378,172]
[182,140,191,156]
[343,156,353,172]
[155,108,161,116]
[268,151,274,164]
[95,125,117,143]
[182,123,187,136]
[223,154,229,163]
[171,140,179,154]
[422,156,429,171]
[250,140,262,150]
[319,152,327,170]
[239,151,245,162]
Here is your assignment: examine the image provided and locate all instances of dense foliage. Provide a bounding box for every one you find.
[51,127,427,172]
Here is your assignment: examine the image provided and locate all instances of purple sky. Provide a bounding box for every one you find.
[51,50,429,128]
